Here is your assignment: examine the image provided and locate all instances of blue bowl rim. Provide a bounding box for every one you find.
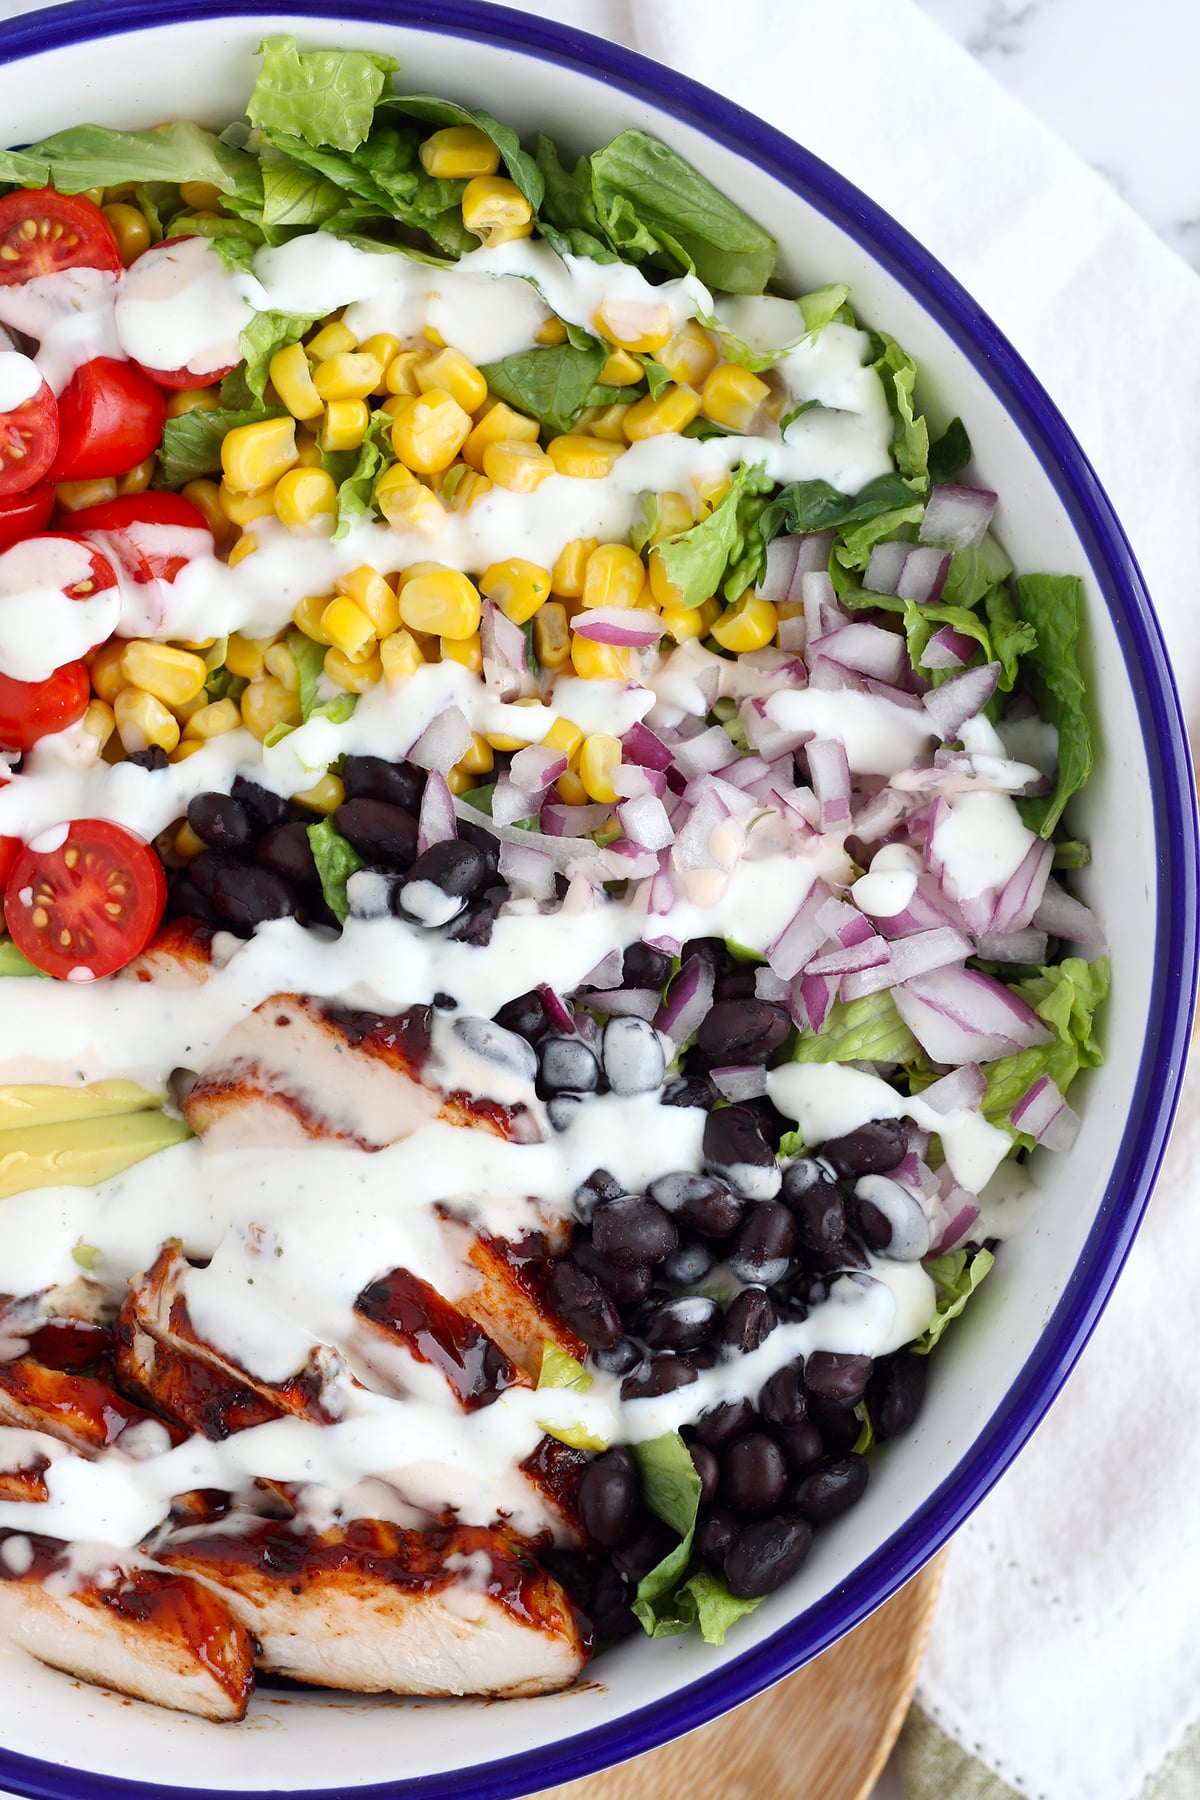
[0,2,1196,1797]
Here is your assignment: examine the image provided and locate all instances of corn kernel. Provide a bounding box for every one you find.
[531,601,569,670]
[274,466,337,532]
[384,350,424,397]
[461,175,533,241]
[546,435,625,479]
[179,180,223,210]
[441,632,482,673]
[711,594,777,653]
[418,125,500,180]
[268,342,324,420]
[542,716,585,763]
[482,440,554,492]
[291,773,345,816]
[181,478,234,545]
[692,468,733,513]
[446,766,475,796]
[169,739,208,764]
[119,642,207,708]
[390,390,472,474]
[582,543,647,611]
[379,481,448,537]
[335,566,400,638]
[400,569,481,641]
[380,629,424,684]
[555,767,589,805]
[263,642,300,691]
[595,300,672,354]
[547,540,593,600]
[661,596,721,642]
[291,594,332,644]
[484,697,543,752]
[319,399,370,454]
[240,676,302,742]
[655,491,696,542]
[570,636,629,680]
[56,477,117,512]
[463,402,539,471]
[221,416,297,491]
[81,698,115,752]
[649,548,684,610]
[225,632,277,681]
[172,690,210,724]
[306,321,357,360]
[598,347,643,387]
[320,597,377,662]
[294,428,324,468]
[313,352,385,403]
[579,733,623,802]
[88,640,127,704]
[226,532,260,570]
[171,820,206,860]
[117,456,155,496]
[700,362,771,433]
[458,732,494,776]
[358,334,402,390]
[534,316,569,347]
[659,318,719,389]
[218,482,276,527]
[414,346,488,414]
[586,403,630,443]
[624,383,701,441]
[324,647,384,692]
[448,469,492,511]
[480,557,552,626]
[183,697,241,742]
[164,385,222,420]
[114,687,180,756]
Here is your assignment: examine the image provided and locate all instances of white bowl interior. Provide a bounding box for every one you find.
[0,10,1164,1795]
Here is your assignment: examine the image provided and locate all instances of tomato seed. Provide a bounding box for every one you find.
[63,848,78,869]
[31,908,48,928]
[20,219,36,238]
[104,902,122,919]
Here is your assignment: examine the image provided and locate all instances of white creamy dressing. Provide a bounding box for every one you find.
[113,236,255,377]
[0,536,118,683]
[0,267,122,395]
[935,791,1037,901]
[0,350,42,410]
[764,687,937,776]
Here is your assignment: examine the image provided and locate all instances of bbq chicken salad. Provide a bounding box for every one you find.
[0,37,1106,1722]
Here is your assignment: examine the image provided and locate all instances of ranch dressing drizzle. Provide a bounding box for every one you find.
[0,537,119,683]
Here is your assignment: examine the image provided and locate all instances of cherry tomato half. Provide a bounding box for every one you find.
[124,237,239,390]
[0,189,122,287]
[3,819,167,981]
[50,357,166,483]
[0,837,20,891]
[0,662,90,752]
[0,481,54,551]
[0,373,58,496]
[66,491,211,584]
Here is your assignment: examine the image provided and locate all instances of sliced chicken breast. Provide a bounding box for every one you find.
[436,1215,585,1380]
[157,1517,591,1698]
[119,919,223,988]
[352,1266,526,1410]
[0,1357,181,1456]
[0,1529,255,1721]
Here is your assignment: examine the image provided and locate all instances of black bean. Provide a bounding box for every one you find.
[808,1396,863,1453]
[620,1353,698,1402]
[867,1352,928,1439]
[719,1432,788,1518]
[696,1506,739,1570]
[790,1453,870,1522]
[804,1351,873,1407]
[167,875,217,924]
[649,1172,744,1240]
[663,1236,715,1286]
[586,1562,639,1642]
[712,970,759,1003]
[493,989,551,1044]
[186,792,250,852]
[443,892,500,946]
[572,1168,624,1225]
[623,941,672,990]
[850,1175,931,1262]
[721,1288,777,1356]
[126,746,168,772]
[694,1397,756,1450]
[601,1017,666,1096]
[578,1448,642,1549]
[642,1295,720,1353]
[189,848,241,899]
[724,1514,813,1599]
[342,754,424,813]
[611,1516,678,1583]
[703,1105,781,1201]
[456,817,500,881]
[776,1421,824,1472]
[806,1236,871,1275]
[256,821,318,885]
[815,1118,909,1178]
[660,1076,716,1110]
[591,1336,642,1376]
[539,1036,600,1096]
[689,1442,720,1506]
[210,865,298,933]
[547,1261,621,1351]
[728,1201,796,1287]
[680,936,728,973]
[569,1239,654,1308]
[453,1016,538,1083]
[398,840,489,924]
[740,1094,791,1152]
[333,798,418,868]
[847,1194,893,1251]
[301,886,341,932]
[781,1161,846,1247]
[758,1360,808,1429]
[232,776,287,835]
[695,999,792,1067]
[592,1195,677,1269]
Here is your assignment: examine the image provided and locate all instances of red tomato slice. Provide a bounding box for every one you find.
[0,837,20,890]
[66,491,212,584]
[138,359,237,391]
[3,819,167,981]
[30,532,120,603]
[0,662,90,752]
[0,376,58,496]
[0,189,121,287]
[50,357,166,482]
[0,481,54,551]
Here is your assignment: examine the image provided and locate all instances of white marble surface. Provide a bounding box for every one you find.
[914,0,1200,271]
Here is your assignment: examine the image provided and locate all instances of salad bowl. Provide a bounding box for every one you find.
[0,3,1194,1797]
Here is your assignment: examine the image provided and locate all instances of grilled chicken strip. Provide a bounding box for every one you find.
[181,996,543,1149]
[0,1357,182,1457]
[0,1530,255,1721]
[436,1216,585,1381]
[117,1244,344,1439]
[352,1266,526,1411]
[119,918,223,987]
[157,1517,592,1697]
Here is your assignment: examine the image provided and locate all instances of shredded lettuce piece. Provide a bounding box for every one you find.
[0,120,262,204]
[868,331,928,486]
[777,1127,805,1158]
[239,310,318,402]
[939,530,1014,609]
[479,341,609,437]
[0,940,47,978]
[306,818,363,926]
[1014,574,1093,836]
[631,1433,765,1641]
[322,408,394,540]
[759,471,925,569]
[981,956,1109,1143]
[247,37,399,153]
[912,1247,994,1354]
[285,631,356,730]
[379,93,543,214]
[927,416,972,484]
[654,462,771,608]
[792,990,921,1066]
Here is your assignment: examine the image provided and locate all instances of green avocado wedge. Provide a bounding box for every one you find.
[0,1110,192,1202]
[0,1082,164,1135]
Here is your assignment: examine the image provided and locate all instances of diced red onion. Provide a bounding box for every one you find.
[815,894,875,949]
[741,695,810,760]
[895,545,950,604]
[850,788,908,845]
[863,539,909,596]
[1010,1073,1081,1150]
[480,599,526,700]
[921,625,978,670]
[722,754,774,791]
[766,884,830,980]
[840,924,971,1001]
[622,720,674,772]
[1032,877,1107,949]
[922,662,1000,741]
[613,762,667,801]
[754,966,793,1004]
[510,743,568,795]
[572,606,666,647]
[497,840,556,900]
[711,1065,769,1102]
[811,622,907,685]
[671,725,739,779]
[776,612,806,652]
[416,770,458,854]
[791,531,835,581]
[582,987,661,1021]
[973,927,1049,963]
[540,800,609,838]
[617,792,675,852]
[806,736,851,829]
[987,836,1054,936]
[801,569,844,642]
[655,953,715,1046]
[892,965,1053,1062]
[492,775,539,827]
[807,935,889,978]
[538,985,575,1033]
[648,851,678,916]
[583,948,624,989]
[672,788,740,876]
[930,1193,982,1256]
[601,840,660,880]
[560,871,599,912]
[758,534,801,604]
[408,705,471,773]
[918,1061,986,1115]
[889,1150,941,1202]
[919,484,997,551]
[798,971,837,1033]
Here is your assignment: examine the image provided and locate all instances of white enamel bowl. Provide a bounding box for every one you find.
[0,5,1194,1797]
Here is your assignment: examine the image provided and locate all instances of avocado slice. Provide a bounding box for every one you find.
[0,1082,163,1135]
[0,1110,192,1201]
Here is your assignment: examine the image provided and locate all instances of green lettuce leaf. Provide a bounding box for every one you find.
[0,120,262,206]
[154,404,284,489]
[938,531,1014,610]
[239,310,318,403]
[631,1432,703,1637]
[1014,574,1093,836]
[323,409,394,540]
[0,940,47,978]
[792,990,920,1065]
[799,283,852,336]
[912,1247,994,1354]
[664,1569,763,1645]
[479,341,607,437]
[247,36,398,153]
[284,631,354,730]
[756,472,926,586]
[379,94,543,214]
[654,462,771,608]
[778,1127,805,1158]
[868,332,928,487]
[306,818,363,926]
[980,956,1109,1141]
[982,585,1038,690]
[927,417,972,484]
[1053,839,1091,870]
[898,592,1034,693]
[533,136,615,262]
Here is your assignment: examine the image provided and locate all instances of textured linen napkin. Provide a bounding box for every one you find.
[1,3,1199,1797]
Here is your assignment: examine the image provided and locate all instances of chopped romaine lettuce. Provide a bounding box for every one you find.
[1014,574,1093,836]
[927,416,972,484]
[247,37,399,153]
[0,120,262,205]
[654,462,771,608]
[479,341,608,438]
[536,1343,592,1392]
[868,331,928,487]
[792,990,921,1066]
[981,956,1109,1143]
[306,818,364,926]
[912,1247,994,1354]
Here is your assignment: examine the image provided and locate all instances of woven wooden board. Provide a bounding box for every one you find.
[536,1550,947,1800]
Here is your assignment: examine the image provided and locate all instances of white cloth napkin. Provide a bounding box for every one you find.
[1,2,1198,1795]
